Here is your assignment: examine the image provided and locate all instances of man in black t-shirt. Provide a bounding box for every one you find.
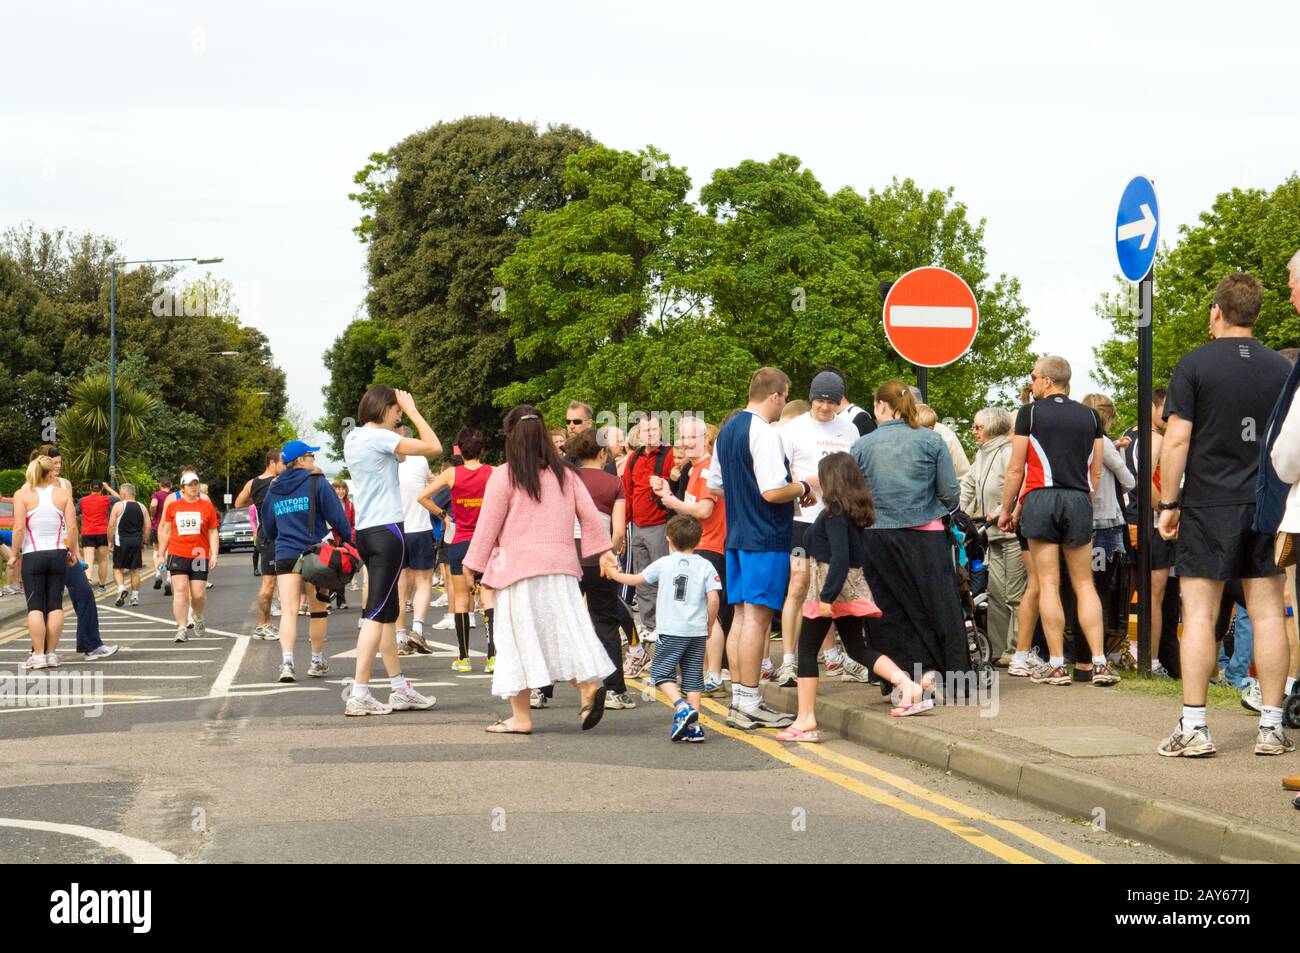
[1157,272,1293,759]
[1000,355,1117,686]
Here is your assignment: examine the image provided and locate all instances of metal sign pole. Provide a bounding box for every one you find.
[1136,269,1154,674]
[917,366,928,403]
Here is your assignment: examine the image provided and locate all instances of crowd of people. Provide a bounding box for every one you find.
[9,258,1300,771]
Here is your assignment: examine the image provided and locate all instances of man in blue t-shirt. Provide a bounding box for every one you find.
[707,367,813,730]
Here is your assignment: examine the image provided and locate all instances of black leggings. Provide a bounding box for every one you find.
[23,549,68,616]
[796,615,880,679]
[698,549,734,635]
[356,523,406,624]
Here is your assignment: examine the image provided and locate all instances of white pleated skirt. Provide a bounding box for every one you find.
[490,573,615,698]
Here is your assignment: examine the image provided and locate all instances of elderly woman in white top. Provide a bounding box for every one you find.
[960,407,1024,665]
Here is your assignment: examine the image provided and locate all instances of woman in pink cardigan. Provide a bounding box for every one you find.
[463,405,618,734]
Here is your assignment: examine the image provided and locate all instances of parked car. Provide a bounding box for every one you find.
[218,506,256,553]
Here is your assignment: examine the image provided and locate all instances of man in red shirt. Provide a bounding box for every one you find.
[621,414,674,674]
[79,479,121,593]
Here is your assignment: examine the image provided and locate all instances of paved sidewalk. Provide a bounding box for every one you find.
[764,667,1300,862]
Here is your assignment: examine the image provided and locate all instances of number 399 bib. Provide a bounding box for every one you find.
[175,511,202,536]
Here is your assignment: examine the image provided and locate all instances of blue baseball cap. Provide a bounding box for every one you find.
[282,440,320,465]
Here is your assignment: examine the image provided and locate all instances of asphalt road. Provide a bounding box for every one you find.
[0,557,1180,864]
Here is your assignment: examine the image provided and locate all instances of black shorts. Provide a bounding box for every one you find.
[82,534,108,549]
[259,547,279,576]
[112,543,143,570]
[22,549,67,615]
[167,554,209,581]
[405,530,436,571]
[1016,527,1029,552]
[791,520,810,556]
[446,539,471,575]
[1176,503,1281,581]
[1146,523,1176,571]
[357,523,406,624]
[274,556,304,575]
[1020,488,1093,548]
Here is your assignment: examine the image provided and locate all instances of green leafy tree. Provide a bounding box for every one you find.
[348,115,595,445]
[1093,175,1300,427]
[57,373,159,487]
[494,144,705,419]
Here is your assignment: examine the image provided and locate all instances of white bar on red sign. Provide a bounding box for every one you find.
[889,305,974,329]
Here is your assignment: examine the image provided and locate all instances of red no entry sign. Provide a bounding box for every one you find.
[882,266,980,368]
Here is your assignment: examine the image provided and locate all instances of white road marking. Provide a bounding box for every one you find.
[3,660,213,666]
[208,637,250,697]
[0,818,178,863]
[97,605,244,638]
[0,647,222,653]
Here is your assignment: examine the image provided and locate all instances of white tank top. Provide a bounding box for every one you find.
[23,484,66,553]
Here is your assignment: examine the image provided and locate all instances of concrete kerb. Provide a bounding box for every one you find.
[764,684,1300,863]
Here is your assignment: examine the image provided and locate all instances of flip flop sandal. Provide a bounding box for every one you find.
[485,719,531,735]
[890,699,936,718]
[775,727,821,743]
[580,687,607,731]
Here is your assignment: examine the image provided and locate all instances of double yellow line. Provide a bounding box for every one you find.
[630,679,1100,865]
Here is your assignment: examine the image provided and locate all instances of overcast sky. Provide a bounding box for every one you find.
[4,0,1298,460]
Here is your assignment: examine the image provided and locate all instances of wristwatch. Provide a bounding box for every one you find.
[1156,500,1180,511]
[798,480,811,497]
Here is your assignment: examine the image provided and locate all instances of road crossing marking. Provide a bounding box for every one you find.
[0,818,178,863]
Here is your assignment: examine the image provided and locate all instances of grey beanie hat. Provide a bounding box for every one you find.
[809,370,846,404]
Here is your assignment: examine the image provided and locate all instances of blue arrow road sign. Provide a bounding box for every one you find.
[1116,176,1159,282]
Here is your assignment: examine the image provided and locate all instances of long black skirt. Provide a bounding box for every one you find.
[862,528,970,693]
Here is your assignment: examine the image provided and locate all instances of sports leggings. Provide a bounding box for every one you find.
[22,549,67,616]
[796,615,880,679]
[356,523,405,624]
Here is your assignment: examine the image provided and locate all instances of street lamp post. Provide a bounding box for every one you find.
[108,256,223,483]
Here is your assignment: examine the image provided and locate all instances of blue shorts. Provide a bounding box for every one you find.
[725,549,790,610]
[0,529,11,547]
[446,540,471,575]
[405,531,436,571]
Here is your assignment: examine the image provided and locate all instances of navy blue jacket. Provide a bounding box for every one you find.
[261,468,352,562]
[1255,360,1300,534]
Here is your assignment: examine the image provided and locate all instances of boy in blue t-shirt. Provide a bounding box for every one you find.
[607,515,721,742]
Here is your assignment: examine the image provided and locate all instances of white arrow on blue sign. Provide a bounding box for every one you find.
[1115,175,1160,282]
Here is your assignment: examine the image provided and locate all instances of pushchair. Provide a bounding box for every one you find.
[946,509,994,689]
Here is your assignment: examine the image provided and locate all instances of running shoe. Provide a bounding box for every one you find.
[1156,721,1216,758]
[469,613,477,628]
[701,677,725,697]
[307,658,329,678]
[336,599,349,610]
[44,652,60,668]
[529,689,548,709]
[407,632,434,654]
[1091,663,1120,686]
[772,661,797,687]
[682,722,705,743]
[251,624,277,641]
[345,693,391,716]
[191,617,206,639]
[22,654,47,670]
[451,658,472,673]
[129,594,139,607]
[733,702,794,730]
[1030,664,1071,686]
[430,592,448,608]
[396,642,417,657]
[164,581,173,597]
[270,600,281,617]
[430,615,455,630]
[1150,660,1173,679]
[623,646,647,677]
[85,644,119,660]
[1008,650,1052,678]
[298,604,308,617]
[824,657,845,678]
[484,656,495,674]
[173,627,189,643]
[404,600,413,614]
[1241,679,1263,713]
[97,584,107,595]
[606,690,638,710]
[390,686,436,711]
[1256,725,1295,756]
[671,701,699,740]
[153,571,163,590]
[760,659,774,682]
[114,590,128,607]
[278,661,295,683]
[839,656,873,683]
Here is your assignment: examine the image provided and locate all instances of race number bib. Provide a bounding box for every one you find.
[175,511,202,536]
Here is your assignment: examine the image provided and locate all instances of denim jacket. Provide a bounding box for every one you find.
[850,420,959,529]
